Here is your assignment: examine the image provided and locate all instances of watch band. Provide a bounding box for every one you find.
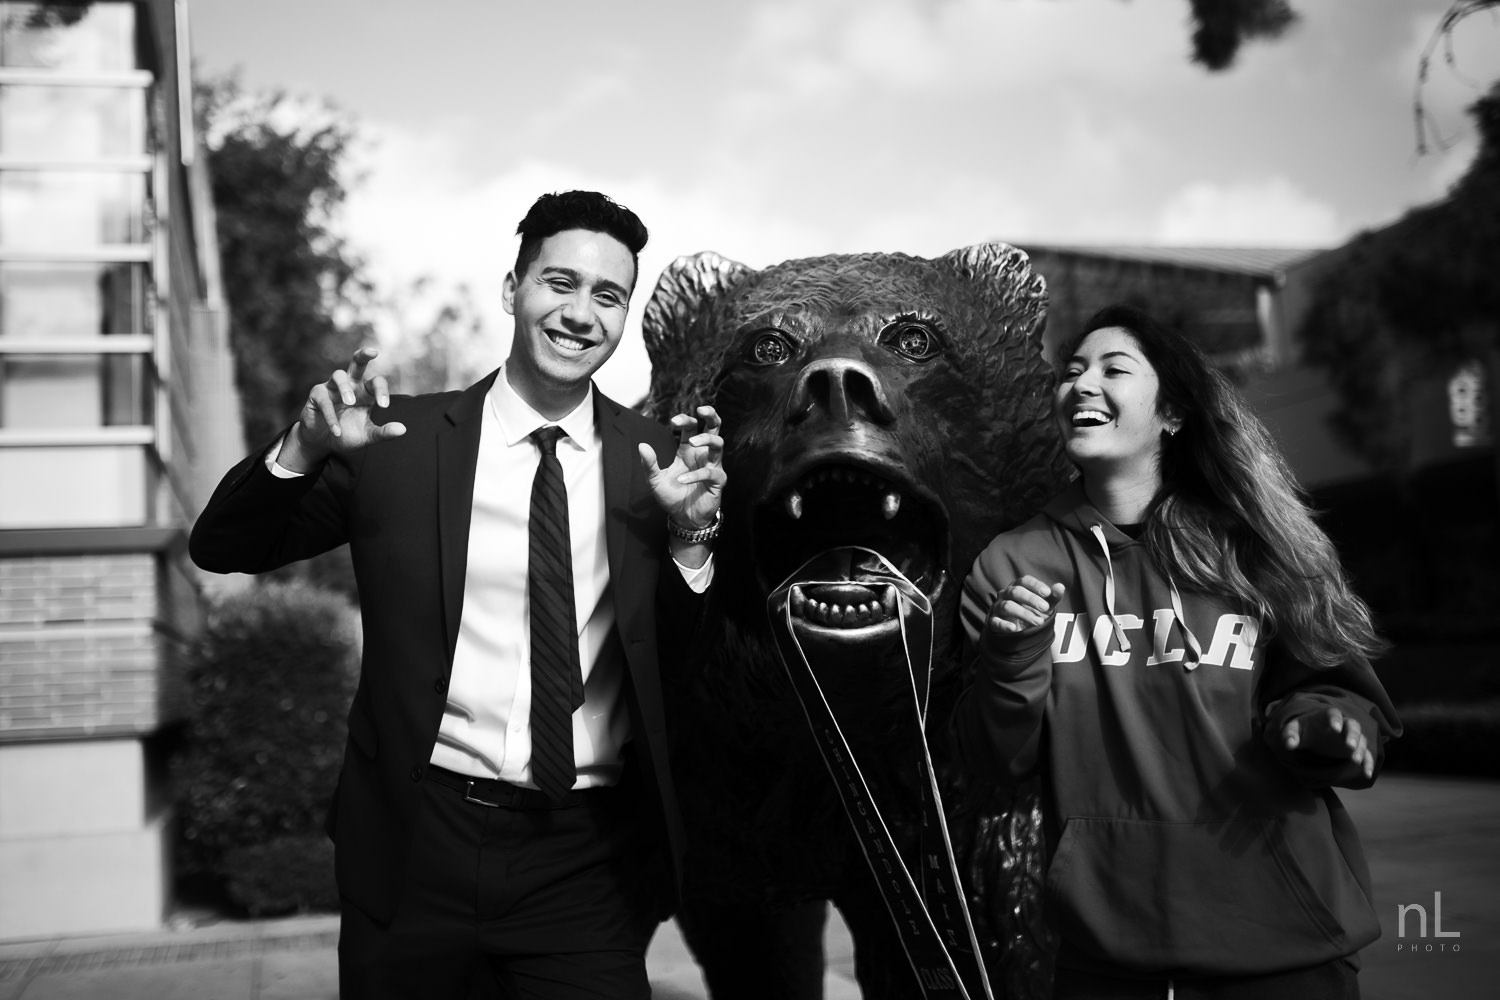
[668,509,722,544]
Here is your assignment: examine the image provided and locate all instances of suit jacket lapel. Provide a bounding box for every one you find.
[437,369,499,664]
[594,389,634,590]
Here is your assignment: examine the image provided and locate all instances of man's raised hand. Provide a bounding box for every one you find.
[639,405,725,532]
[281,348,407,472]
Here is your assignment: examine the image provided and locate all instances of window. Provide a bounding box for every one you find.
[0,84,145,158]
[0,170,147,245]
[0,1,154,527]
[0,353,148,427]
[0,261,149,339]
[1448,360,1493,449]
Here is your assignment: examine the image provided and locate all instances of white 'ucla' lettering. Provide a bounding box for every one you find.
[1145,608,1185,666]
[1053,613,1088,663]
[1053,610,1260,671]
[1092,614,1143,665]
[1201,614,1259,670]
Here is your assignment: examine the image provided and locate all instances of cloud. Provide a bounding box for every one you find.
[729,0,1192,114]
[836,173,1036,256]
[1155,177,1341,246]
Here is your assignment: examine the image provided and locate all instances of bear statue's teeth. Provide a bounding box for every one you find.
[780,468,909,522]
[786,583,903,628]
[792,587,894,626]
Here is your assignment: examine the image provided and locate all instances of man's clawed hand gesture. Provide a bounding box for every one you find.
[280,348,407,473]
[640,405,725,545]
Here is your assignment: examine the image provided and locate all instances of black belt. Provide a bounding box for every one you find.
[425,764,608,810]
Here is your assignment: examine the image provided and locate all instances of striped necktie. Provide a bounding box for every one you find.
[527,426,583,800]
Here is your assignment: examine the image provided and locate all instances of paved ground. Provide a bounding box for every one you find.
[0,901,861,1000]
[0,772,1493,999]
[1343,774,1500,1000]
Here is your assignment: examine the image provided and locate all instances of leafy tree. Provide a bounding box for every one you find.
[1299,82,1500,473]
[1185,0,1298,71]
[380,278,496,396]
[198,75,373,448]
[1415,1,1500,154]
[1297,83,1500,649]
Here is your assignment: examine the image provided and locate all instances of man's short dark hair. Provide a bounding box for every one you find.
[514,190,649,285]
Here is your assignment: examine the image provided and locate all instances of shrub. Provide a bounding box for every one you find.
[224,835,340,916]
[1383,700,1500,779]
[173,579,359,914]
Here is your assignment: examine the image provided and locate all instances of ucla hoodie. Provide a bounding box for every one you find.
[951,481,1400,977]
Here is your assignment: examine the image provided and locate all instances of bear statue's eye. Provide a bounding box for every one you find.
[881,323,941,362]
[749,331,793,366]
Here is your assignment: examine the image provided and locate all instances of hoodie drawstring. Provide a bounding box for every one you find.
[1168,578,1204,670]
[1090,523,1203,670]
[1089,525,1131,654]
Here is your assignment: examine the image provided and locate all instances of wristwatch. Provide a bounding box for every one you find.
[668,509,722,544]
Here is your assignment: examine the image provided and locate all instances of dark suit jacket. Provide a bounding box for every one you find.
[189,370,691,923]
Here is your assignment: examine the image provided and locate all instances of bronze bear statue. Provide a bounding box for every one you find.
[642,244,1072,999]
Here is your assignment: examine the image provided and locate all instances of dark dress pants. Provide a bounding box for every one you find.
[338,770,660,1000]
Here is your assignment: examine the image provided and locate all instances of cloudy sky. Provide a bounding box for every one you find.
[187,0,1500,403]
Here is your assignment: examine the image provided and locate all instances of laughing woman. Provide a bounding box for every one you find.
[952,305,1399,999]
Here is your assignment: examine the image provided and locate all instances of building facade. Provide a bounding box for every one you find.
[0,0,239,939]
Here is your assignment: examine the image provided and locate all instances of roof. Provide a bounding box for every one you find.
[1016,244,1328,279]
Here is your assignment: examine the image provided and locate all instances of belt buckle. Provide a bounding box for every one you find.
[464,780,500,808]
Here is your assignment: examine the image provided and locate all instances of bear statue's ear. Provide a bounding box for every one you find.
[641,251,755,418]
[937,242,1049,345]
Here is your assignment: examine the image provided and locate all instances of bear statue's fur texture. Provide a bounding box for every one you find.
[642,244,1073,999]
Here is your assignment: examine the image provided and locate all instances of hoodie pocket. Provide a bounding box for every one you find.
[1045,816,1355,974]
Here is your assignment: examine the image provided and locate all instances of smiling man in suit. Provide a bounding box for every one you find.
[190,191,725,999]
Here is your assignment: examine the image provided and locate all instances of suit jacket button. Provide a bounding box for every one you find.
[434,677,448,694]
[409,765,423,782]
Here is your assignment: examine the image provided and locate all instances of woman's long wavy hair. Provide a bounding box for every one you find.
[1059,305,1387,668]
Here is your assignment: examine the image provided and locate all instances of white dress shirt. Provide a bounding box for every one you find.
[268,366,711,790]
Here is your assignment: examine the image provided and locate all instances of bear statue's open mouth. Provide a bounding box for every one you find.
[752,459,947,638]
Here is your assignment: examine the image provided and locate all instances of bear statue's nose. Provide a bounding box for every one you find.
[787,357,896,428]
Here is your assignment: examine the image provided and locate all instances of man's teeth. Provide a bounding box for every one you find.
[789,584,899,627]
[548,333,589,353]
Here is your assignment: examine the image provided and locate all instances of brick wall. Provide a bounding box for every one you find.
[0,553,167,738]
